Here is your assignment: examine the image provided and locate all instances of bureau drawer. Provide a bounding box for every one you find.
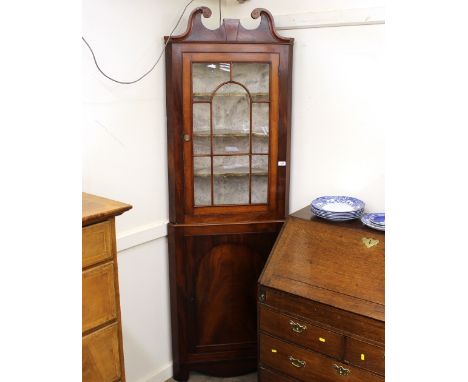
[83,263,117,332]
[262,289,385,343]
[259,305,343,359]
[345,337,385,375]
[260,333,384,382]
[83,220,114,268]
[259,366,298,382]
[83,323,121,382]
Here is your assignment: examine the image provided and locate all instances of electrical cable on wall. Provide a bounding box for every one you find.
[83,0,203,84]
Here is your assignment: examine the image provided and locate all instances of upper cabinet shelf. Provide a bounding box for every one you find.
[194,129,269,138]
[193,93,270,102]
[194,166,268,177]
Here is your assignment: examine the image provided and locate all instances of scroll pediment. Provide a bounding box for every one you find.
[166,7,293,44]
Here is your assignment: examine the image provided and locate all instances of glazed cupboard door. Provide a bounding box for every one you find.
[182,53,280,220]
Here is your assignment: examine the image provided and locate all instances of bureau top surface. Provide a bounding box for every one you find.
[260,206,385,321]
[82,193,132,226]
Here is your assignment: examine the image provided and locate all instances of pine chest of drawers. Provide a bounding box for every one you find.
[258,206,384,381]
[82,193,132,382]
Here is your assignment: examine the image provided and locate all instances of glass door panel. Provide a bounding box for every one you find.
[232,63,270,101]
[191,59,273,208]
[252,103,269,154]
[251,155,268,203]
[213,156,250,205]
[194,156,212,206]
[193,103,211,155]
[213,83,250,155]
[193,63,230,101]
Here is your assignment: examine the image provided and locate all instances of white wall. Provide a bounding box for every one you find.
[83,1,384,381]
[227,0,385,212]
[289,24,384,212]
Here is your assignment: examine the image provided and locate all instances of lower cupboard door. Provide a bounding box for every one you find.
[186,230,279,353]
[260,333,384,382]
[83,323,121,382]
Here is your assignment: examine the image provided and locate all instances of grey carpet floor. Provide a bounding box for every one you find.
[165,372,257,382]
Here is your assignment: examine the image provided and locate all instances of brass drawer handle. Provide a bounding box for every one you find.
[288,355,306,368]
[289,320,307,333]
[332,364,351,376]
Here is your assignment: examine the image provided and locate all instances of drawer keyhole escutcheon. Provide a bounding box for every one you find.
[319,337,326,342]
[289,320,307,333]
[362,237,379,248]
[332,364,351,376]
[258,292,266,302]
[289,355,306,368]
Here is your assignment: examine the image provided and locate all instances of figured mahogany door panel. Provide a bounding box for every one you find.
[82,220,113,268]
[82,323,121,382]
[186,230,278,352]
[83,263,117,332]
[260,333,384,382]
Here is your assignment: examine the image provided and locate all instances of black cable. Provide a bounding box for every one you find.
[82,0,195,85]
[219,0,222,27]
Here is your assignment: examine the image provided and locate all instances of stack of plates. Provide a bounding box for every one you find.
[311,196,365,221]
[361,213,385,231]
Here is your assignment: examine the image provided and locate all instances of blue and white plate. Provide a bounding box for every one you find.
[312,196,365,213]
[361,213,385,231]
[369,213,385,226]
[311,206,363,217]
[311,209,363,219]
[311,196,365,221]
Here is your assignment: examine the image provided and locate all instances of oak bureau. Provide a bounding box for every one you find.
[82,193,132,382]
[258,206,385,381]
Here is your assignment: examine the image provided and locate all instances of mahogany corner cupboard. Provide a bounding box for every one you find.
[164,7,294,380]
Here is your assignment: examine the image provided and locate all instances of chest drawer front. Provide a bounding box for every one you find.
[263,289,385,343]
[83,220,113,268]
[259,305,344,359]
[259,366,298,382]
[260,333,383,382]
[82,323,121,382]
[83,263,117,332]
[345,337,385,375]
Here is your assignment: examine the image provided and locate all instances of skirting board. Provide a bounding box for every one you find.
[136,362,173,382]
[117,220,168,252]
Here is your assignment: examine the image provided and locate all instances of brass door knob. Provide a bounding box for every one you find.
[183,134,191,142]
